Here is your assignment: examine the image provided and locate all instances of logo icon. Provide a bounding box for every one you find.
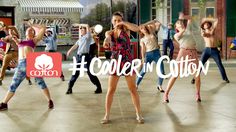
[27,52,62,77]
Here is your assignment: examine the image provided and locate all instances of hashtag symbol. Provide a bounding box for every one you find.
[69,56,88,77]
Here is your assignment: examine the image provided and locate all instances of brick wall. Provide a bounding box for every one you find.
[216,0,236,59]
[216,0,224,41]
[183,0,190,15]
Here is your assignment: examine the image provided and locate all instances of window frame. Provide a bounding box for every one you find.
[151,0,172,23]
[191,7,200,17]
[205,7,215,18]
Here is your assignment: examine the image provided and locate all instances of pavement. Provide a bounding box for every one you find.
[0,58,235,132]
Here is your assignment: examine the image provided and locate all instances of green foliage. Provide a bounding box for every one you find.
[112,1,125,13]
[198,0,206,8]
[81,3,110,40]
[155,0,164,9]
[81,1,137,40]
[216,39,222,48]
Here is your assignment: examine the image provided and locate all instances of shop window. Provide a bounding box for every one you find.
[151,0,156,20]
[191,8,200,19]
[206,7,215,18]
[191,0,198,2]
[0,7,14,25]
[0,10,5,16]
[151,0,171,23]
[152,9,156,20]
[151,0,171,44]
[226,0,236,37]
[0,9,13,17]
[152,0,156,7]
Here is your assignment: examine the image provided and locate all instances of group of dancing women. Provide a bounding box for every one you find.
[0,11,230,125]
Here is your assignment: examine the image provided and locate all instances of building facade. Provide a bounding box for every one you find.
[140,0,236,59]
[0,0,83,43]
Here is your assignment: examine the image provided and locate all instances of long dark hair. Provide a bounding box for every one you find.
[175,19,188,32]
[112,11,124,20]
[139,25,151,38]
[201,21,212,30]
[112,11,128,33]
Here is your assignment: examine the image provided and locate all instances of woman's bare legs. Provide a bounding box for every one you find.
[2,88,53,109]
[164,62,181,103]
[163,76,178,103]
[194,74,201,102]
[26,77,32,85]
[42,88,52,101]
[3,91,15,104]
[101,75,120,123]
[164,65,201,103]
[125,74,143,123]
[0,91,15,110]
[42,88,54,109]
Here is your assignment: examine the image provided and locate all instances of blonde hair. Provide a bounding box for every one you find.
[26,27,36,37]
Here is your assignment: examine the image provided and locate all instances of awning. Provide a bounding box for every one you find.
[18,0,84,12]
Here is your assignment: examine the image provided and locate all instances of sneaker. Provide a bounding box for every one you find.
[28,80,32,85]
[0,103,8,111]
[48,100,54,109]
[94,88,102,94]
[224,79,230,83]
[66,88,72,94]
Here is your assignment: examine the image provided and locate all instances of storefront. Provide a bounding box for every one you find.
[18,0,84,45]
[0,6,15,26]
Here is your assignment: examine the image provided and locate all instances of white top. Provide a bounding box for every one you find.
[175,23,196,49]
[76,32,91,55]
[140,34,159,52]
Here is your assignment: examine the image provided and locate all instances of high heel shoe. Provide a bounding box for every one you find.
[136,116,144,124]
[196,93,201,102]
[196,98,201,102]
[136,114,144,124]
[157,86,165,93]
[163,94,169,103]
[191,78,195,84]
[100,117,110,124]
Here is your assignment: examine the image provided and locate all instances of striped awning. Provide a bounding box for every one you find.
[18,0,84,12]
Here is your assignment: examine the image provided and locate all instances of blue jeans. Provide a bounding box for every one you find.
[136,49,164,86]
[201,47,228,80]
[9,59,47,92]
[163,39,174,60]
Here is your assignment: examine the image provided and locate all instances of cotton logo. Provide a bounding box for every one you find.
[35,54,54,71]
[27,52,62,77]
